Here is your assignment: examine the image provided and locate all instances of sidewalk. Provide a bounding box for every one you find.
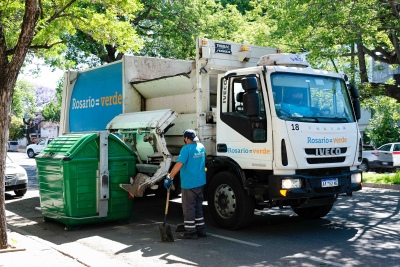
[1,223,135,267]
[363,182,400,190]
[0,226,85,267]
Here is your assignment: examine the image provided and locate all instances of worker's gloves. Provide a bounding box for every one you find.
[164,177,173,189]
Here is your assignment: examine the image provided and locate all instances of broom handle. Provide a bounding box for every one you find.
[164,188,170,224]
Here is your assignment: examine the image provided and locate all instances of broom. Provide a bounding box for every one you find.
[159,187,174,242]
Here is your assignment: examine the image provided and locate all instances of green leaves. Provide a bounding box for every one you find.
[3,0,143,69]
[362,96,400,147]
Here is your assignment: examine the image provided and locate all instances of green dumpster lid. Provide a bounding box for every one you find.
[37,132,135,159]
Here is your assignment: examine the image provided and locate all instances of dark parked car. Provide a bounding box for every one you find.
[360,145,380,172]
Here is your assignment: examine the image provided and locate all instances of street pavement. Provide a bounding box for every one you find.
[2,151,400,266]
[2,183,399,267]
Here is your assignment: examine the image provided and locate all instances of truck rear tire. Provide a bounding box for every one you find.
[292,204,333,219]
[207,171,255,229]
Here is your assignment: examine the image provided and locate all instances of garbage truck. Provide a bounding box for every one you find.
[60,38,363,229]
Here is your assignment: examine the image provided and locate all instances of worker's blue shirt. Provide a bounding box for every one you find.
[177,142,206,189]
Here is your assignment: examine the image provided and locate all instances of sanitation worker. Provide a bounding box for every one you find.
[164,129,207,239]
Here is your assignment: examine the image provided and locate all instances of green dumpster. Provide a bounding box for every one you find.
[35,132,136,230]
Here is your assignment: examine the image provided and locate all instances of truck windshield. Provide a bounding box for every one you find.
[271,73,355,123]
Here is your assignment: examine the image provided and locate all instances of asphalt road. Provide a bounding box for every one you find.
[5,152,400,267]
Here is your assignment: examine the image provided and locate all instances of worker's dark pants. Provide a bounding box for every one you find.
[181,186,205,234]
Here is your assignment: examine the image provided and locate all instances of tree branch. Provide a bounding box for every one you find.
[9,0,40,86]
[6,41,63,56]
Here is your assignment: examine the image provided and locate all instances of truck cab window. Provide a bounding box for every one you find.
[220,75,267,142]
[272,73,355,123]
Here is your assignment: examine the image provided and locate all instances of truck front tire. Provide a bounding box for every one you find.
[207,171,255,229]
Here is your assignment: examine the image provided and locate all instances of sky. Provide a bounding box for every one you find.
[19,58,64,89]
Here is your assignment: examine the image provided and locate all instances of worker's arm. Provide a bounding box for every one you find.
[168,162,183,180]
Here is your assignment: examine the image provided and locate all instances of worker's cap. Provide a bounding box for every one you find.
[183,129,199,141]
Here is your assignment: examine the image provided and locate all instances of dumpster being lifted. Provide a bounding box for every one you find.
[35,132,136,230]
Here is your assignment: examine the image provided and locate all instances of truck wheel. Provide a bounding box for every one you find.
[27,149,35,158]
[207,171,255,229]
[292,204,333,219]
[359,161,369,172]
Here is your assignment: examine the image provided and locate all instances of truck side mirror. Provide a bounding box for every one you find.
[353,98,361,121]
[348,84,361,121]
[241,76,258,91]
[241,77,260,117]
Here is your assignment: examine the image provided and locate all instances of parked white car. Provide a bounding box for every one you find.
[7,141,19,152]
[360,145,380,172]
[26,138,53,158]
[5,154,28,197]
[377,142,400,171]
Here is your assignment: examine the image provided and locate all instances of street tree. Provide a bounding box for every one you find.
[55,0,252,67]
[250,0,400,85]
[0,0,143,249]
[42,79,63,123]
[9,116,25,141]
[35,85,56,110]
[362,96,400,147]
[11,79,36,119]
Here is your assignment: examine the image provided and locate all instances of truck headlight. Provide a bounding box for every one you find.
[282,178,302,189]
[351,173,362,184]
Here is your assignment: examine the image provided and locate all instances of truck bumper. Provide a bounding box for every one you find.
[268,170,362,200]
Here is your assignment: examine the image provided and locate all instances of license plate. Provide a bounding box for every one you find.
[5,181,11,186]
[382,162,388,165]
[322,178,338,188]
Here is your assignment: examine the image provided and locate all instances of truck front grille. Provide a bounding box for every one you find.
[305,147,347,164]
[306,157,346,164]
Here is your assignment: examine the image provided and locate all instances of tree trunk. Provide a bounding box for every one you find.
[0,0,40,249]
[0,83,13,249]
[350,43,356,83]
[357,41,369,83]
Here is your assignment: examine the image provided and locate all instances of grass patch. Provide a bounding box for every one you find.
[363,171,400,184]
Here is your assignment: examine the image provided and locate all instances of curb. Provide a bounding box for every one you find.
[363,182,400,191]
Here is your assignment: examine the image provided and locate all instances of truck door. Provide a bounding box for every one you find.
[216,73,273,169]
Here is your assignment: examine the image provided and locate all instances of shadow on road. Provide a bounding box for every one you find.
[6,191,384,267]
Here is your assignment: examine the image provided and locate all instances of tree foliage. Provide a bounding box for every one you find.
[35,84,56,110]
[59,0,254,66]
[362,96,400,147]
[250,0,400,83]
[11,79,36,118]
[9,115,25,140]
[42,78,63,123]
